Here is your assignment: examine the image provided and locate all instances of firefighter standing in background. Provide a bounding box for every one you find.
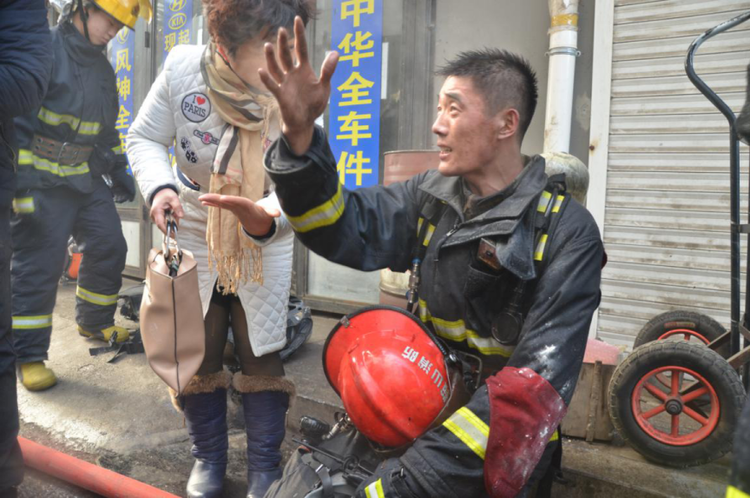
[11,0,152,391]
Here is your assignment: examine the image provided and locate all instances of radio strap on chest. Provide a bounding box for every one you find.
[407,175,571,343]
[490,175,570,345]
[406,197,447,314]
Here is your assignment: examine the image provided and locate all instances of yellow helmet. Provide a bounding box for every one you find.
[92,0,152,29]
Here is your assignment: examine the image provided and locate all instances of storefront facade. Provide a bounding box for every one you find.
[588,0,750,347]
[111,0,596,313]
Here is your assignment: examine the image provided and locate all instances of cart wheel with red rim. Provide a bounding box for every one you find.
[609,341,745,467]
[633,311,729,357]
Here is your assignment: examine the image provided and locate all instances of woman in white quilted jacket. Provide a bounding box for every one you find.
[127,1,315,497]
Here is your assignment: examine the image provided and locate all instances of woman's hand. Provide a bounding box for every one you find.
[151,188,184,234]
[258,16,339,155]
[199,194,281,237]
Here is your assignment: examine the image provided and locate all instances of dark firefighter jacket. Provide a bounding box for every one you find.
[265,126,604,497]
[14,20,122,195]
[0,0,52,209]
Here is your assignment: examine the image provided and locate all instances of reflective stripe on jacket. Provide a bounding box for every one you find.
[13,21,120,193]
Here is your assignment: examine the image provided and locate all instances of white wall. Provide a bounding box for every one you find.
[433,0,551,156]
[432,0,595,161]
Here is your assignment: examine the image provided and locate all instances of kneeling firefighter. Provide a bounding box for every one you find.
[11,0,152,391]
[231,20,606,498]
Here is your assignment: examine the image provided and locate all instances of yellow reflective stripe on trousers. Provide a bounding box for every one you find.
[37,107,101,136]
[442,407,489,459]
[18,149,89,177]
[418,300,515,357]
[12,315,53,330]
[364,479,385,498]
[286,184,345,233]
[12,197,34,214]
[112,145,123,154]
[727,486,750,498]
[76,286,118,306]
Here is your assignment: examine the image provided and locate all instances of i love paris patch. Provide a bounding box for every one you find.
[181,93,211,123]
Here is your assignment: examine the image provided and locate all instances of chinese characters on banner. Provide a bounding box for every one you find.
[330,0,383,189]
[109,28,134,173]
[162,0,192,61]
[163,0,193,163]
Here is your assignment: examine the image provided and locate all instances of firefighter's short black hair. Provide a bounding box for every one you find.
[437,48,539,140]
[204,0,316,57]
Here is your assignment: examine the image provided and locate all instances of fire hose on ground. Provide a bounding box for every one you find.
[19,437,179,498]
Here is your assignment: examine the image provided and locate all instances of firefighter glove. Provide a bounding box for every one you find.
[110,166,136,203]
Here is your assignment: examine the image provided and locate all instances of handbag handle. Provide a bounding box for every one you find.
[163,211,183,276]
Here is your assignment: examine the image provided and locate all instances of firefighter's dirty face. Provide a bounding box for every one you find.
[85,8,124,46]
[432,76,504,178]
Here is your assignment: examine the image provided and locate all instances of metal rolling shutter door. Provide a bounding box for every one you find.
[598,0,750,347]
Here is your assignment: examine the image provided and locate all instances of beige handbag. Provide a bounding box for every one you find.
[140,215,205,394]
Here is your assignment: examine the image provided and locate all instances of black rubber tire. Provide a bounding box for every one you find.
[634,310,728,357]
[608,341,745,467]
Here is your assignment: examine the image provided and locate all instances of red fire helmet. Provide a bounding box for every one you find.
[323,306,452,447]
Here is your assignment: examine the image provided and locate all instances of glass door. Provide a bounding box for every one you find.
[110,0,206,278]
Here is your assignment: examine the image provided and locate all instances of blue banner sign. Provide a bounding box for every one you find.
[330,0,383,189]
[162,0,193,61]
[109,27,135,172]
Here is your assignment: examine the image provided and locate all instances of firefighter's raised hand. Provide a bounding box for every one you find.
[259,16,338,155]
[151,188,184,234]
[198,193,281,237]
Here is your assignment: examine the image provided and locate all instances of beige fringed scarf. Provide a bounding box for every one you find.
[201,43,280,293]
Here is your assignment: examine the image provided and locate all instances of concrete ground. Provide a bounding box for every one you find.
[14,280,734,497]
[16,279,343,497]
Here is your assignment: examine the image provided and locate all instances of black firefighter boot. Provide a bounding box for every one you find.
[176,371,232,498]
[737,62,750,144]
[234,373,294,498]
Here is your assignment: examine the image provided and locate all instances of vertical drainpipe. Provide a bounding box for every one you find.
[543,0,580,153]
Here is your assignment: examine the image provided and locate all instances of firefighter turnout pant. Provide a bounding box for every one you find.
[0,200,24,490]
[11,181,127,364]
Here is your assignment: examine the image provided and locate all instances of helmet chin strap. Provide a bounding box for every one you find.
[77,0,91,42]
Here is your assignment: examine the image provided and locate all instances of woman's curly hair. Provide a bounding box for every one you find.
[204,0,316,57]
